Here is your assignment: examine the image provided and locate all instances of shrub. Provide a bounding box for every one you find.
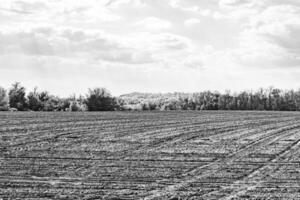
[85,88,117,111]
[8,82,27,111]
[0,87,9,111]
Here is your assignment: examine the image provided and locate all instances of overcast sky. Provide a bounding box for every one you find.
[0,0,300,96]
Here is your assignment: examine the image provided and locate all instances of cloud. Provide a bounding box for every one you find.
[215,0,300,67]
[0,0,47,15]
[153,33,190,50]
[107,0,146,8]
[168,0,180,8]
[12,0,48,13]
[219,0,253,8]
[135,17,172,31]
[232,4,300,67]
[250,5,300,49]
[1,0,300,95]
[183,55,204,69]
[96,50,153,64]
[0,26,155,65]
[184,18,201,26]
[0,0,122,24]
[0,30,55,56]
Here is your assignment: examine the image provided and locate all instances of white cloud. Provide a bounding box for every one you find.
[219,0,253,8]
[184,18,201,26]
[195,9,225,20]
[1,0,300,94]
[135,17,172,31]
[107,0,146,8]
[183,55,204,69]
[168,0,180,8]
[151,33,190,50]
[0,24,195,67]
[0,26,156,65]
[0,0,122,25]
[231,4,300,67]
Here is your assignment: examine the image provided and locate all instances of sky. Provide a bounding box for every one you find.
[0,0,300,96]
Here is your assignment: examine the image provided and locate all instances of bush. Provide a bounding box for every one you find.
[85,88,117,111]
[0,87,9,111]
[27,88,42,111]
[8,82,27,111]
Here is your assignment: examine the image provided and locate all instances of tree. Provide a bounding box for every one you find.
[0,87,9,111]
[85,88,116,111]
[42,95,59,111]
[27,87,42,111]
[67,95,87,111]
[8,82,27,111]
[56,98,71,111]
[27,88,53,111]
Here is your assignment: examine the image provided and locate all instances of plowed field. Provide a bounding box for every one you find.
[1,111,300,199]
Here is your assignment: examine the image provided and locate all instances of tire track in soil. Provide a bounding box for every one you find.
[134,118,295,154]
[218,136,300,200]
[131,121,269,151]
[143,123,300,199]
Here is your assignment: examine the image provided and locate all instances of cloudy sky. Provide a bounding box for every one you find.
[0,0,300,96]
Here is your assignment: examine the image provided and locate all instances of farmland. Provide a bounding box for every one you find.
[1,111,300,199]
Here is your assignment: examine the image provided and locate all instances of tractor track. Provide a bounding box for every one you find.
[143,124,300,199]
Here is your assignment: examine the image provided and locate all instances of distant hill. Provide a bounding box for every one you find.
[119,92,192,100]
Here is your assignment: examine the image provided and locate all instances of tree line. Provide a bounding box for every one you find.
[0,82,118,111]
[118,88,300,111]
[1,82,300,111]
